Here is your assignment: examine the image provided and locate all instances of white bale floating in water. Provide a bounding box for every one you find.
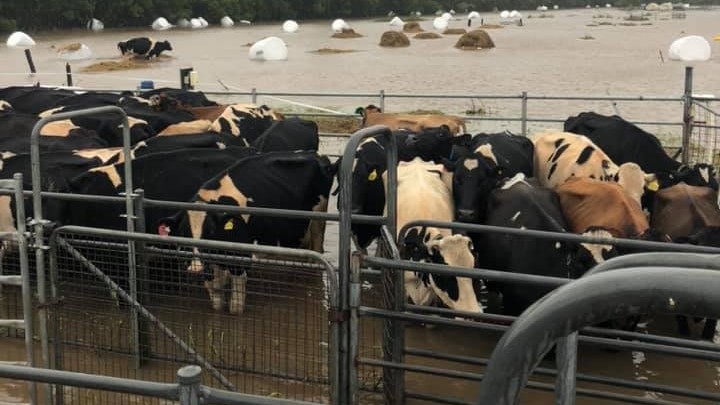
[468,11,481,20]
[198,17,209,27]
[553,5,560,9]
[668,35,712,62]
[220,16,234,27]
[87,18,104,31]
[57,43,92,61]
[441,12,452,20]
[177,18,191,28]
[500,10,510,19]
[509,10,521,18]
[152,17,173,31]
[249,36,288,61]
[331,18,349,33]
[190,18,203,29]
[282,20,299,33]
[537,5,549,11]
[389,16,404,27]
[6,31,35,49]
[433,17,449,30]
[239,19,252,24]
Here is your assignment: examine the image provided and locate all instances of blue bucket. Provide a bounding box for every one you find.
[138,80,155,91]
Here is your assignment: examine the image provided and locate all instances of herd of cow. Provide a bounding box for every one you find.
[0,85,717,339]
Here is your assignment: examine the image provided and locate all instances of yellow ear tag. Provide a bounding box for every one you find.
[224,219,234,231]
[368,169,378,181]
[647,180,659,192]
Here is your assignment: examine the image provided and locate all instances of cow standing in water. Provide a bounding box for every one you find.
[389,158,482,315]
[117,37,173,59]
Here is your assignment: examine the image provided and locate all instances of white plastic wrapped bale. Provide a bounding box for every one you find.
[509,10,521,18]
[537,5,549,11]
[389,16,404,27]
[177,18,191,28]
[441,12,452,20]
[57,43,92,61]
[198,17,209,27]
[190,18,203,29]
[331,18,349,32]
[6,32,35,48]
[467,11,481,20]
[220,16,234,27]
[87,18,104,31]
[249,37,288,61]
[433,17,449,30]
[152,17,172,30]
[500,10,510,19]
[668,35,712,62]
[282,20,299,33]
[553,5,560,9]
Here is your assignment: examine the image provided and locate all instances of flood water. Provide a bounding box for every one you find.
[1,7,720,405]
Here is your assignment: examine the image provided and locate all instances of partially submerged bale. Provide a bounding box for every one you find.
[415,32,442,39]
[443,28,467,35]
[479,24,504,29]
[331,28,363,38]
[403,21,424,33]
[455,29,495,50]
[56,42,83,53]
[380,31,410,47]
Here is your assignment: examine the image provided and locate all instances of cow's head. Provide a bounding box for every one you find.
[403,227,482,314]
[571,227,620,277]
[676,163,719,190]
[346,137,387,216]
[444,148,503,223]
[407,127,470,163]
[614,162,657,207]
[159,40,172,51]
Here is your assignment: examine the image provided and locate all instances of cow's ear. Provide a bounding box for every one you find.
[450,134,471,146]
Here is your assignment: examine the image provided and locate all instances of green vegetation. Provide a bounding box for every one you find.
[0,0,718,32]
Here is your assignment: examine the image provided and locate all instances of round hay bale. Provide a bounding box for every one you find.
[479,24,504,29]
[414,32,442,39]
[455,29,495,50]
[443,28,467,35]
[380,31,410,47]
[56,42,83,53]
[403,21,424,33]
[331,28,363,38]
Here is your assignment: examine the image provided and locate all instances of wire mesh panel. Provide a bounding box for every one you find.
[50,228,334,405]
[0,237,23,340]
[688,99,720,167]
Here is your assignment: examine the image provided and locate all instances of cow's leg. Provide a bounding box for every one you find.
[701,318,717,341]
[204,267,230,311]
[676,315,691,336]
[229,272,248,315]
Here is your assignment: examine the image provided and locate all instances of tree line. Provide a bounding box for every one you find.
[0,0,716,32]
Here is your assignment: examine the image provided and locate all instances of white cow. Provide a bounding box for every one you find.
[385,157,482,314]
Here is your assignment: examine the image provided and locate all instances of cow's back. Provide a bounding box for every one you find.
[392,158,453,235]
[651,182,720,239]
[533,131,616,188]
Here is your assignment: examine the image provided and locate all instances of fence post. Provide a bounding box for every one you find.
[177,365,202,405]
[381,227,404,405]
[132,189,151,366]
[554,333,578,405]
[379,90,385,112]
[348,253,361,405]
[251,87,257,104]
[681,66,694,165]
[521,91,528,136]
[65,63,73,87]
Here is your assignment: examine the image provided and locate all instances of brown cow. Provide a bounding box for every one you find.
[358,104,467,136]
[533,131,657,207]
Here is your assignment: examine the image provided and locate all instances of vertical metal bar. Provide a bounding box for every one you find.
[324,259,341,405]
[48,229,63,405]
[348,253,361,405]
[338,125,396,405]
[132,189,150,366]
[177,365,202,405]
[251,87,257,104]
[30,106,133,405]
[65,63,73,87]
[379,90,385,112]
[13,174,36,405]
[380,226,404,405]
[554,333,578,405]
[681,66,694,165]
[521,91,528,136]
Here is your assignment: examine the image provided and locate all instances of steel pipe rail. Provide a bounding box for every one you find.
[476,267,720,405]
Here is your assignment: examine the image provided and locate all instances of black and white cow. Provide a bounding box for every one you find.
[251,117,319,153]
[117,37,173,59]
[0,86,75,115]
[476,174,578,315]
[0,111,108,153]
[447,131,534,223]
[392,158,482,314]
[533,131,657,207]
[209,104,283,144]
[345,128,469,249]
[157,151,336,314]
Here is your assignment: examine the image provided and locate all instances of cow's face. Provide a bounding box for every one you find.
[409,126,457,161]
[447,151,502,223]
[570,228,619,277]
[677,163,719,190]
[403,228,482,314]
[161,40,173,51]
[349,138,386,214]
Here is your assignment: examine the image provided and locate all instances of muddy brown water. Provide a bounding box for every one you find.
[1,7,720,404]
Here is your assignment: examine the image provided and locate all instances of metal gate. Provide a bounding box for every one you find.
[48,224,339,405]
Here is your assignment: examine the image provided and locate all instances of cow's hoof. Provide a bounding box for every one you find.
[229,273,248,315]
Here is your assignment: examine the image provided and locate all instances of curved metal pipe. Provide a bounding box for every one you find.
[586,252,720,277]
[476,267,720,405]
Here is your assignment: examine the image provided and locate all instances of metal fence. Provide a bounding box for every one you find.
[0,79,720,405]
